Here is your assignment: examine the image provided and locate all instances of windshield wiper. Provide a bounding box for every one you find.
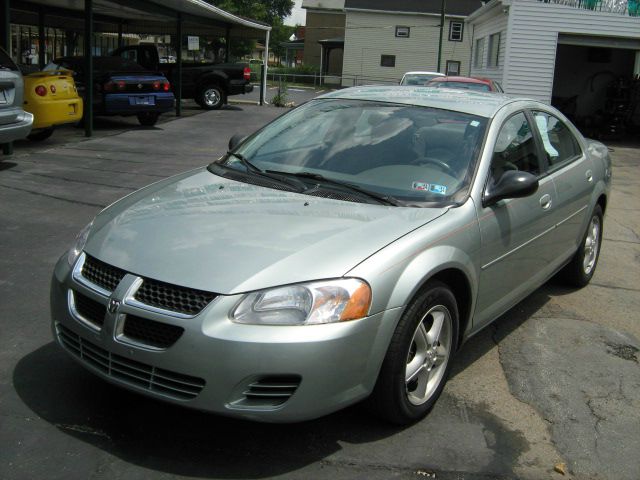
[226,151,262,173]
[220,153,307,191]
[266,171,402,206]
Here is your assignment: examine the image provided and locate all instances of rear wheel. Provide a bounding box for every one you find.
[137,112,160,126]
[560,204,603,287]
[197,84,225,110]
[367,281,459,424]
[27,128,54,141]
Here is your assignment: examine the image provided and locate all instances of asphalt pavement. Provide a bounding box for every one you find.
[1,102,638,480]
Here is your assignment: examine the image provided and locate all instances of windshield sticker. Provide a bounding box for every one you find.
[470,120,480,127]
[412,182,430,191]
[429,184,448,195]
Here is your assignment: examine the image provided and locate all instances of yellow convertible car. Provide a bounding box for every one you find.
[23,70,83,141]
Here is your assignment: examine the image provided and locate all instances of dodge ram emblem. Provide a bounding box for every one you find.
[138,83,143,89]
[108,299,121,314]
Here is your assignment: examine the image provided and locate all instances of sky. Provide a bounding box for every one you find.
[284,0,307,26]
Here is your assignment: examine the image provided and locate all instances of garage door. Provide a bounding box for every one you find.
[558,33,640,50]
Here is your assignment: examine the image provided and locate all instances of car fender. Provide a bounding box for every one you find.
[347,201,481,333]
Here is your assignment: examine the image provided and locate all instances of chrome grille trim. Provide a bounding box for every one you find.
[56,324,205,400]
[68,290,104,332]
[72,253,112,297]
[237,376,301,408]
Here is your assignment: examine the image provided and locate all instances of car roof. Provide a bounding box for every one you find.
[317,86,526,118]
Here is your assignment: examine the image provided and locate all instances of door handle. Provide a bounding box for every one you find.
[585,170,593,182]
[540,194,552,210]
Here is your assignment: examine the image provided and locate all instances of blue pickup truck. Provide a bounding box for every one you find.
[44,57,175,126]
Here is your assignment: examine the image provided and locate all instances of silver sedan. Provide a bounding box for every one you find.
[51,87,610,424]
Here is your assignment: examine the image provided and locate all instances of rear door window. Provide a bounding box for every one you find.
[532,111,582,170]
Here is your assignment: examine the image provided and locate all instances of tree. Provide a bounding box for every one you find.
[208,1,295,60]
[210,0,294,24]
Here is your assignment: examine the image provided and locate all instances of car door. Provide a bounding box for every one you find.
[474,111,558,328]
[531,110,594,263]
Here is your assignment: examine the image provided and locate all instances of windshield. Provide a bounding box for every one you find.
[215,99,488,206]
[401,74,442,86]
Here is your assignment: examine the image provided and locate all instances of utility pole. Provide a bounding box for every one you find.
[437,0,446,73]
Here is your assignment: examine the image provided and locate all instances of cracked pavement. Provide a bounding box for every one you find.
[1,105,638,479]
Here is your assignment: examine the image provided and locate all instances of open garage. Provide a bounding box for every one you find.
[552,34,640,139]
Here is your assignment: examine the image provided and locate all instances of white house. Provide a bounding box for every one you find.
[468,0,640,122]
[341,0,484,86]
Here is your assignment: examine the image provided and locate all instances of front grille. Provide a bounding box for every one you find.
[122,315,184,349]
[73,291,107,327]
[57,324,205,400]
[241,375,301,407]
[134,278,216,316]
[82,255,126,292]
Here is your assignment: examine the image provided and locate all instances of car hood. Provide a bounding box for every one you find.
[85,168,448,294]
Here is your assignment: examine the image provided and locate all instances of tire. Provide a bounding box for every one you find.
[27,128,54,141]
[367,280,459,425]
[197,84,225,110]
[137,112,160,126]
[560,204,603,287]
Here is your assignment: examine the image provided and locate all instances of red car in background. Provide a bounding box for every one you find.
[427,76,504,93]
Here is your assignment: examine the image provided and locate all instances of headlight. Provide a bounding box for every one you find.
[67,220,93,266]
[231,279,372,326]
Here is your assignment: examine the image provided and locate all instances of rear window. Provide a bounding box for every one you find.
[432,81,491,92]
[93,57,147,72]
[0,47,18,71]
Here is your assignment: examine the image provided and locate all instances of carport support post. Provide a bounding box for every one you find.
[38,6,45,69]
[175,13,182,117]
[224,25,230,63]
[1,0,10,51]
[262,29,269,105]
[117,21,123,48]
[84,0,93,137]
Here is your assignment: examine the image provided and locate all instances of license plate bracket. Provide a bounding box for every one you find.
[130,96,155,106]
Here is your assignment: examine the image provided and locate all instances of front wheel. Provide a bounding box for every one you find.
[560,204,603,287]
[137,112,160,126]
[367,281,459,424]
[197,84,225,110]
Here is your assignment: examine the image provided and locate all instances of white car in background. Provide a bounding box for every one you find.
[400,71,445,86]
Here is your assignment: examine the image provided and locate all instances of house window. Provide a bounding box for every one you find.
[474,38,485,68]
[446,60,461,76]
[380,55,396,67]
[488,33,501,67]
[395,26,410,38]
[449,21,464,41]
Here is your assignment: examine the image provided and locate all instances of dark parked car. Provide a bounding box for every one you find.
[0,46,33,149]
[111,45,253,110]
[45,57,175,126]
[427,76,504,93]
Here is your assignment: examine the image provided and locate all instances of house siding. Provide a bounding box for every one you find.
[504,0,640,102]
[468,9,508,83]
[341,10,472,86]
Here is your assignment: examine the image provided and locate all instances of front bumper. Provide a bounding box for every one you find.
[50,253,400,422]
[0,111,33,143]
[103,92,175,115]
[26,97,83,129]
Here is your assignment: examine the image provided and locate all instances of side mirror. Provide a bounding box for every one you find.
[228,133,246,151]
[483,170,539,207]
